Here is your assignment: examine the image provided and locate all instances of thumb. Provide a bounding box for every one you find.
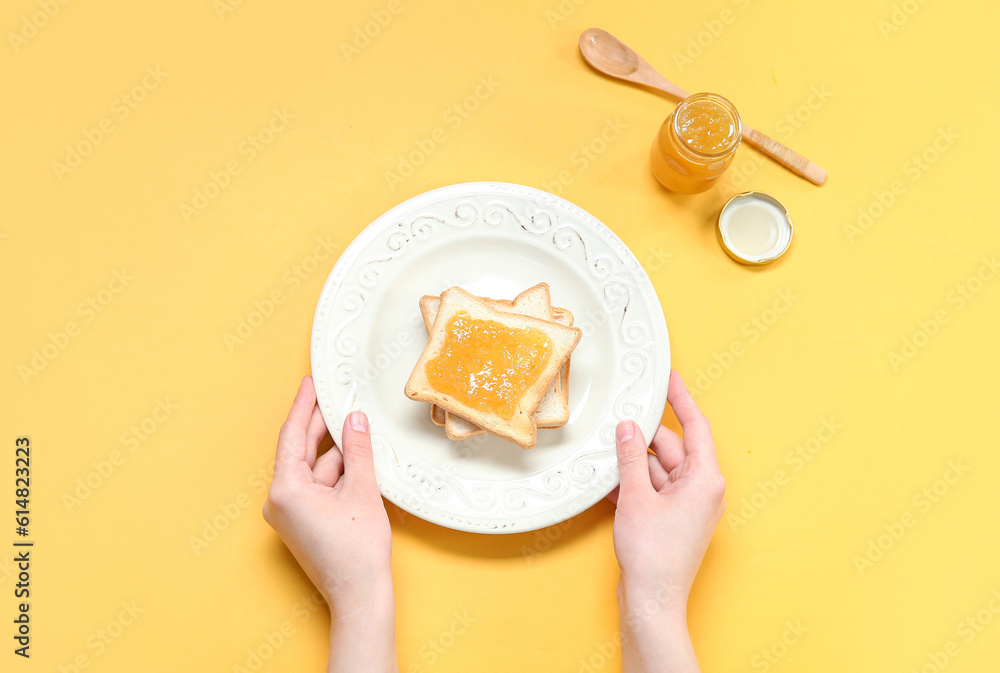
[615,420,652,495]
[341,411,377,491]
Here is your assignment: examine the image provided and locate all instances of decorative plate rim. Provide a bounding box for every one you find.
[311,182,670,534]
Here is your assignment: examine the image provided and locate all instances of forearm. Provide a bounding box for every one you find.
[327,580,398,673]
[618,578,700,673]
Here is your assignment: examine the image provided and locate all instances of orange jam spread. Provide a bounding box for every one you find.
[650,93,742,194]
[675,98,739,154]
[425,311,552,420]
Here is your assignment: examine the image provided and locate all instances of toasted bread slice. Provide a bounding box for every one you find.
[429,404,446,426]
[421,295,490,439]
[444,284,552,440]
[406,287,581,448]
[420,284,573,440]
[411,286,575,447]
[419,286,571,438]
[446,304,574,435]
[535,307,574,429]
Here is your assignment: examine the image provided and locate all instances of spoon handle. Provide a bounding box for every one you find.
[637,72,827,186]
[636,74,828,185]
[633,61,689,100]
[741,124,828,186]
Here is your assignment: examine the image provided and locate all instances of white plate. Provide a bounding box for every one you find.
[311,182,670,534]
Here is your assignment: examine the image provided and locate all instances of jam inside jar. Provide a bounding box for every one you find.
[650,92,742,194]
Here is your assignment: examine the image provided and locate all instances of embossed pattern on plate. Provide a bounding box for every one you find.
[311,182,670,533]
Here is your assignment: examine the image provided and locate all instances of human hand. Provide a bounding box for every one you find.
[610,370,726,672]
[263,376,392,607]
[263,377,398,673]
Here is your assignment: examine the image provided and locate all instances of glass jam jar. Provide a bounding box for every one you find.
[650,92,742,194]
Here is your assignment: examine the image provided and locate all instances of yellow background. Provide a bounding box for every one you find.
[3,0,999,671]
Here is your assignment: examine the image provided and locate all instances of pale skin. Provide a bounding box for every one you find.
[262,379,397,673]
[263,370,724,673]
[609,371,727,672]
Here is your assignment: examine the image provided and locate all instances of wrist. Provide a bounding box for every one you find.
[326,578,398,673]
[323,572,395,622]
[618,574,689,634]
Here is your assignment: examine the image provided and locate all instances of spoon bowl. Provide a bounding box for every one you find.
[579,28,640,77]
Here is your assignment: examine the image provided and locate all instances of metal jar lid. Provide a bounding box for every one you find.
[717,191,793,265]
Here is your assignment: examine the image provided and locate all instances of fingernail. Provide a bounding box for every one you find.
[349,411,368,432]
[616,421,634,443]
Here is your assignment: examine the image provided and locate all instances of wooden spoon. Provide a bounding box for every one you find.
[579,28,827,186]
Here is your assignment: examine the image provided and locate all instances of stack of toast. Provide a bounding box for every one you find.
[405,284,581,449]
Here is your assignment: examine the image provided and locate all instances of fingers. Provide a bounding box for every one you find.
[650,424,685,473]
[648,452,669,491]
[608,452,672,496]
[615,420,653,496]
[312,446,344,488]
[274,376,317,475]
[666,370,719,468]
[341,411,378,492]
[304,406,329,467]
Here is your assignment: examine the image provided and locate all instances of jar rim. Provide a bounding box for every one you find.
[670,92,743,160]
